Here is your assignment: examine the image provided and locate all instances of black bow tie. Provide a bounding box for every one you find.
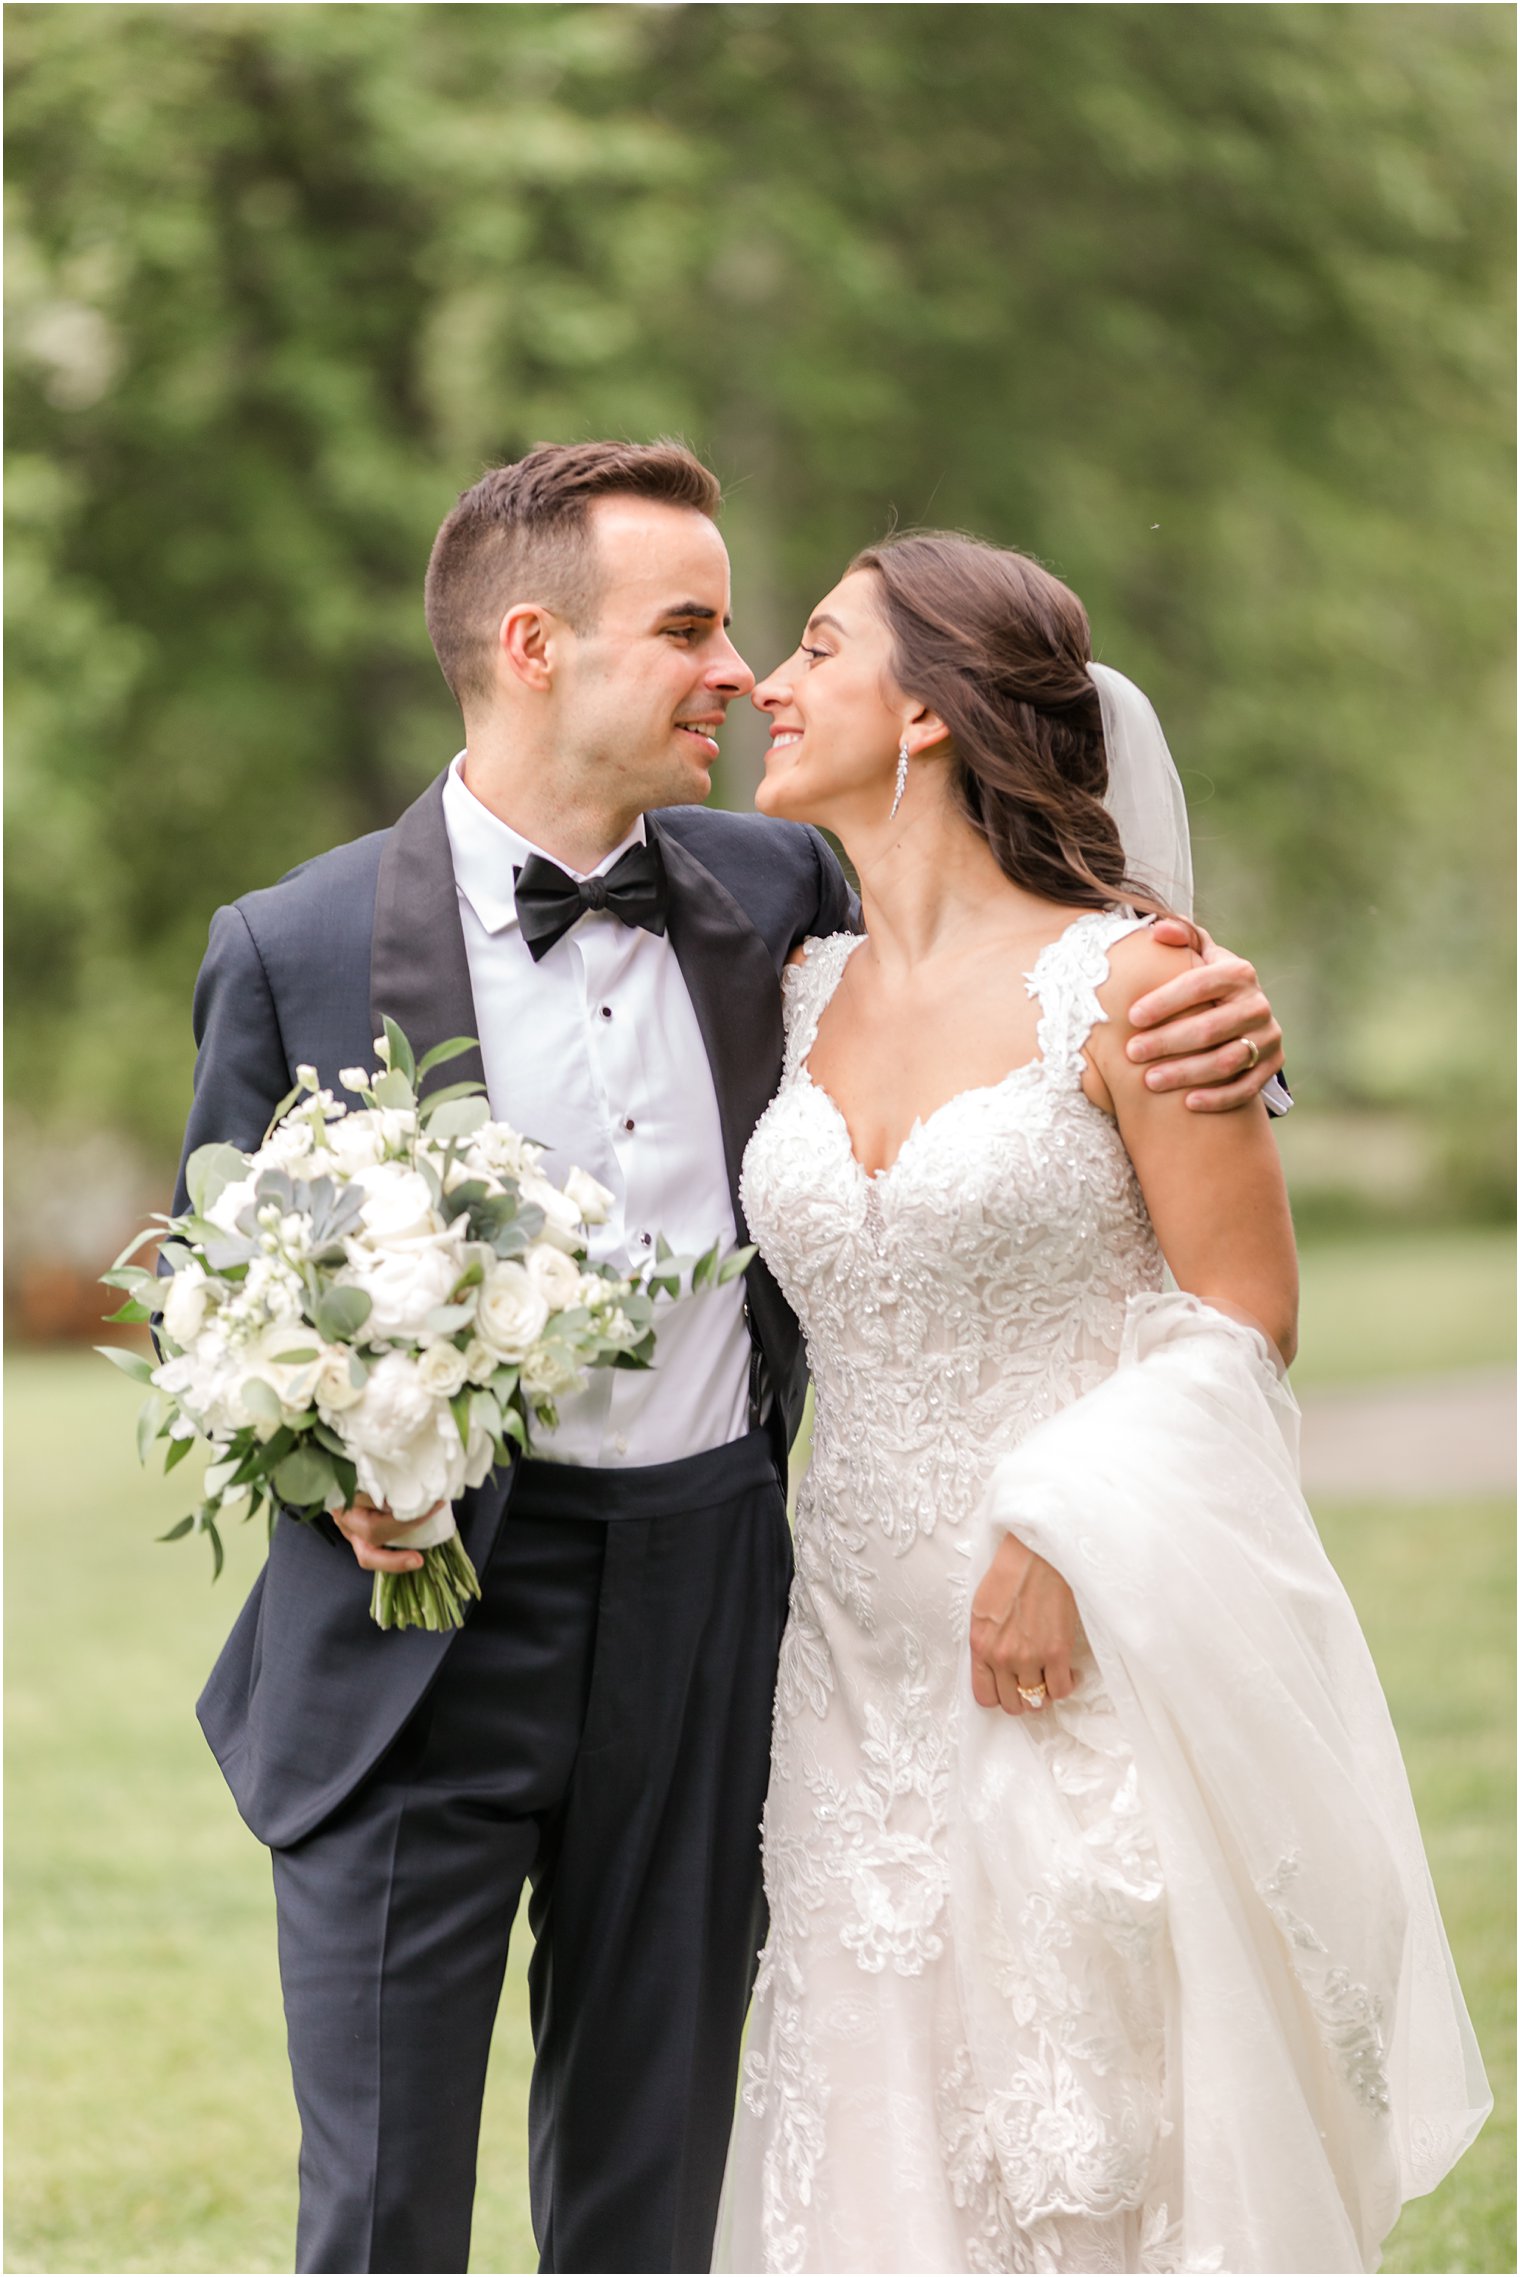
[513,840,669,964]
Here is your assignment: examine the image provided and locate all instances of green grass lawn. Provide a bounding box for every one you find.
[6,1228,1513,2273]
[1293,1225,1515,1388]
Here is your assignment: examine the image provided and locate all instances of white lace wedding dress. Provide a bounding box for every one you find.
[714,911,1487,2275]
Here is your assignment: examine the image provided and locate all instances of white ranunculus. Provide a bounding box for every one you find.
[476,1261,550,1361]
[353,1165,440,1246]
[162,1262,213,1347]
[563,1166,615,1226]
[417,1342,470,1400]
[339,1066,370,1093]
[525,1243,582,1311]
[343,1235,463,1344]
[519,1172,584,1255]
[520,1343,583,1401]
[339,1350,486,1520]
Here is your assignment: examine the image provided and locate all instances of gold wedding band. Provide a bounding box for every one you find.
[1017,1683,1048,1707]
[1242,1037,1261,1071]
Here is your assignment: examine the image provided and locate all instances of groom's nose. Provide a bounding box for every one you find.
[708,636,756,699]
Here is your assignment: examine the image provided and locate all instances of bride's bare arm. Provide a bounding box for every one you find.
[1084,930,1299,1368]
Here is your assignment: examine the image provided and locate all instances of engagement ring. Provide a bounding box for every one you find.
[1017,1683,1048,1707]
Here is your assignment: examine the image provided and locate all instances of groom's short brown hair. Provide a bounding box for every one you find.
[425,440,722,708]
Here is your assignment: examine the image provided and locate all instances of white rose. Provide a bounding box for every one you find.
[343,1235,463,1344]
[563,1166,615,1226]
[475,1261,550,1361]
[525,1243,583,1311]
[417,1342,470,1400]
[520,1344,583,1400]
[353,1165,440,1246]
[162,1263,212,1347]
[312,1345,365,1414]
[519,1172,584,1255]
[461,1337,498,1386]
[337,1350,489,1520]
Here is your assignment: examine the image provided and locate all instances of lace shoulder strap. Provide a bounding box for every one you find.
[779,933,863,1083]
[1025,909,1155,1085]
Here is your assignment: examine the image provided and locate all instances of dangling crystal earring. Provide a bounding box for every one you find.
[889,738,909,820]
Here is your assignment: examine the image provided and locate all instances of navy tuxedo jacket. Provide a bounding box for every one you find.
[182,774,855,1848]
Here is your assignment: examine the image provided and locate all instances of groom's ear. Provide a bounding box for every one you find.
[498,602,560,692]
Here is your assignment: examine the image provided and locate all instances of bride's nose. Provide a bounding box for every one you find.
[752,667,791,714]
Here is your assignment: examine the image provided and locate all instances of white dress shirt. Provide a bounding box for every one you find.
[441,754,752,1467]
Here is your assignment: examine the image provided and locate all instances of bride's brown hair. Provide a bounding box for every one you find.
[848,531,1169,917]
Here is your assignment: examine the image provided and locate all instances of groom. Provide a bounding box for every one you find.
[180,440,1285,2274]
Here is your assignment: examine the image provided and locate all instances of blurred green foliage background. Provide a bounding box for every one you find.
[4,10,1514,2271]
[4,0,1514,1272]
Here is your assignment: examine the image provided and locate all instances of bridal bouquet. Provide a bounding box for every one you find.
[100,1021,750,1630]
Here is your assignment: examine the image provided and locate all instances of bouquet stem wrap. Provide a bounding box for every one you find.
[371,1502,482,1632]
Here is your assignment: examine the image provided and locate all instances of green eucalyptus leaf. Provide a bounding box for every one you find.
[416,1035,481,1079]
[273,1444,336,1506]
[97,1344,155,1384]
[261,1082,304,1141]
[135,1392,168,1464]
[371,1068,415,1110]
[381,1016,417,1085]
[186,1142,251,1219]
[417,1080,488,1120]
[314,1285,372,1342]
[240,1375,283,1425]
[426,1095,491,1144]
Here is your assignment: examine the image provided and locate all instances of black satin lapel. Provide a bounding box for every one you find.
[654,822,784,1235]
[369,773,487,1098]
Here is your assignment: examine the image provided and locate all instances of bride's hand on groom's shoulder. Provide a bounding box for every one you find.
[332,1492,438,1575]
[968,1533,1080,1717]
[1126,917,1283,1113]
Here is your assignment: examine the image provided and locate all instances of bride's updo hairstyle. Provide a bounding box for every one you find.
[849,532,1168,917]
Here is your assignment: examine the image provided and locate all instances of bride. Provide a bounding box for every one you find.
[715,533,1488,2273]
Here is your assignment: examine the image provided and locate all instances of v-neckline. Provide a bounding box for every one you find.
[800,1056,1047,1186]
[796,930,1066,1185]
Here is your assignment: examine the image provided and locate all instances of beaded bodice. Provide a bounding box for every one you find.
[740,910,1165,1580]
